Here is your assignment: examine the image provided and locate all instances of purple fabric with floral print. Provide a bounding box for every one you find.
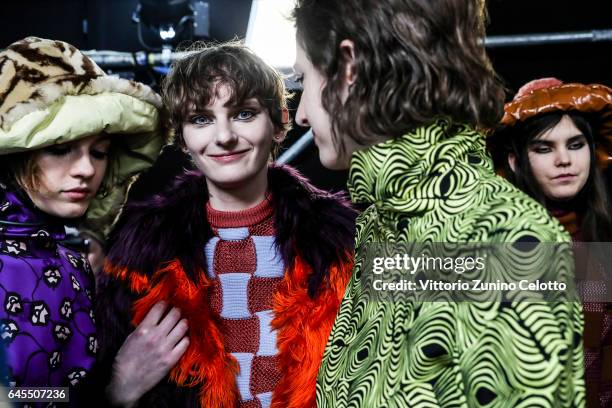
[0,183,97,392]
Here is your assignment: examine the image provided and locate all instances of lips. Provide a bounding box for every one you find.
[553,174,576,182]
[208,149,250,163]
[62,188,91,201]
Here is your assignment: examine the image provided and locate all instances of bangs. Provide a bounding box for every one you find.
[180,73,265,117]
[162,42,290,143]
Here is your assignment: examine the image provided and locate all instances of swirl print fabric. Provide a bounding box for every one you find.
[316,121,585,407]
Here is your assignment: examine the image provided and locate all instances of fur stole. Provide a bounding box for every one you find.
[96,164,356,408]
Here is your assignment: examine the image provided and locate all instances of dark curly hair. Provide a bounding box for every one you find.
[292,0,505,152]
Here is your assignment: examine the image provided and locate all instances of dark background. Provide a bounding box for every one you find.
[2,0,610,192]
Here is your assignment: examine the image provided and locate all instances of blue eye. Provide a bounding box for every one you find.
[235,111,255,120]
[189,115,212,126]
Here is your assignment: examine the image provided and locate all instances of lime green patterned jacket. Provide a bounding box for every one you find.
[316,121,585,407]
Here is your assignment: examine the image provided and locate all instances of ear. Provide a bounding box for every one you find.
[507,153,517,173]
[273,107,289,143]
[339,39,357,86]
[273,130,287,144]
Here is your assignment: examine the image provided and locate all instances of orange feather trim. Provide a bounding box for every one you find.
[106,254,353,408]
[270,253,354,408]
[109,259,240,408]
[104,261,150,293]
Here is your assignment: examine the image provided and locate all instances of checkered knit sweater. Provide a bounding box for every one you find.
[97,166,357,408]
[205,195,282,408]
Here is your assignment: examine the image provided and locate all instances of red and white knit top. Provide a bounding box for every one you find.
[204,195,283,408]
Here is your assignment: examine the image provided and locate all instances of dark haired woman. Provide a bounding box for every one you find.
[0,37,164,401]
[491,77,612,407]
[292,0,585,406]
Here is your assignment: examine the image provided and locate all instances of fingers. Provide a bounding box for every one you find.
[168,336,190,366]
[157,307,182,336]
[166,318,189,347]
[139,301,167,328]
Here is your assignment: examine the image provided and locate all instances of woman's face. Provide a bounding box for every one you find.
[513,115,591,201]
[294,41,361,170]
[182,83,283,196]
[26,134,110,218]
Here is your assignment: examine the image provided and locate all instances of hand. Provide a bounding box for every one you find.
[106,301,190,407]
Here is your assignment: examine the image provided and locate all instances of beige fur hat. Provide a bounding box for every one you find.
[0,36,162,133]
[0,37,167,240]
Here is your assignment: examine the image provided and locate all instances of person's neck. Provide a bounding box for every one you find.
[206,172,269,212]
[545,194,585,214]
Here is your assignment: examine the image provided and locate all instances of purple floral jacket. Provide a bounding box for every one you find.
[0,183,97,390]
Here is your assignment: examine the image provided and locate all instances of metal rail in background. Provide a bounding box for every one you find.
[276,129,313,164]
[80,50,192,68]
[83,29,612,68]
[483,29,612,48]
[81,29,612,165]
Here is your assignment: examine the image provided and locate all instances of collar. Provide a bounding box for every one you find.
[0,182,65,241]
[206,194,274,229]
[347,119,489,214]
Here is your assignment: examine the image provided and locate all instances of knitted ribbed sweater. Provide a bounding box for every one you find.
[205,196,283,408]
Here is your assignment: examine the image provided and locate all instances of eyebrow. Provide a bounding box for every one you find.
[567,134,586,143]
[529,134,586,146]
[187,108,212,116]
[223,99,262,110]
[187,100,261,116]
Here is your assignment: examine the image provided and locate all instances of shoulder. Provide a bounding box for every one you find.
[269,165,356,249]
[268,165,356,296]
[471,174,569,242]
[269,164,356,225]
[106,170,210,276]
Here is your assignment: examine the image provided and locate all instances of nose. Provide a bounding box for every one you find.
[555,147,571,167]
[71,152,96,179]
[214,119,238,146]
[295,97,309,128]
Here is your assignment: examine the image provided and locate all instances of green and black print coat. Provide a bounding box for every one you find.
[316,120,585,407]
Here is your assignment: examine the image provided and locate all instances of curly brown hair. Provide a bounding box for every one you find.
[162,41,291,156]
[292,0,504,151]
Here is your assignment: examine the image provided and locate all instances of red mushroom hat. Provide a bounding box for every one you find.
[500,77,612,169]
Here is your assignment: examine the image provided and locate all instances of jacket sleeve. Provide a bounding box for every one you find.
[467,225,586,407]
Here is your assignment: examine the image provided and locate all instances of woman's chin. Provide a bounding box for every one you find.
[45,203,89,219]
[319,151,349,170]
